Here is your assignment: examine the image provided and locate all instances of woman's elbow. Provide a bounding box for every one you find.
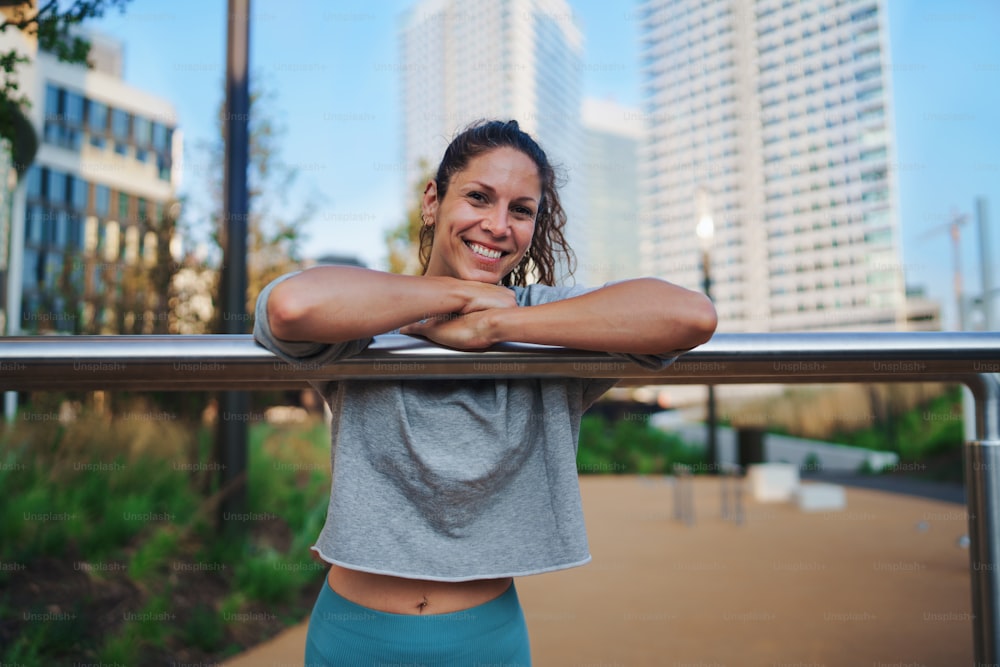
[266,282,311,341]
[685,292,718,347]
[664,289,716,350]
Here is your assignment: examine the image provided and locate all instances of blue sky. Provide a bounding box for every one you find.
[91,0,999,329]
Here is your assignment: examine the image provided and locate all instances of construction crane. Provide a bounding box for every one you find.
[918,209,968,330]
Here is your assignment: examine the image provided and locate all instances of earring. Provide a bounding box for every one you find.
[421,213,434,227]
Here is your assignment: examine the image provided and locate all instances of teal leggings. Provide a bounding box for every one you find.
[304,578,532,666]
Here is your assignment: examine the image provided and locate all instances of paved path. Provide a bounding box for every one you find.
[223,475,973,667]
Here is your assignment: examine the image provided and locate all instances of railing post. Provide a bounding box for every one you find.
[218,0,251,535]
[965,372,1000,665]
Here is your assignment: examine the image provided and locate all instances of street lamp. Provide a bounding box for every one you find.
[695,187,717,472]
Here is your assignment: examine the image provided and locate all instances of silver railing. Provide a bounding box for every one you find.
[1,331,999,662]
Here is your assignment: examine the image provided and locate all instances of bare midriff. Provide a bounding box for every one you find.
[326,562,513,615]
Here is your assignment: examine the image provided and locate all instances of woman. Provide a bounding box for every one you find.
[253,120,716,665]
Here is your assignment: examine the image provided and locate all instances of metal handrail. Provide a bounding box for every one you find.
[1,331,998,662]
[0,331,998,388]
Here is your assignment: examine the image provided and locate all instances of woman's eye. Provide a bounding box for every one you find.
[468,191,487,203]
[513,206,534,218]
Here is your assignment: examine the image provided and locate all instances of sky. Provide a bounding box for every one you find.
[90,0,1000,330]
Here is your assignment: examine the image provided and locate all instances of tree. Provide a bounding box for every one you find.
[194,77,319,332]
[0,0,131,149]
[384,161,432,275]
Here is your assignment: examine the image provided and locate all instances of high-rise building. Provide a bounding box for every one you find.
[581,98,643,284]
[638,0,908,332]
[399,0,586,281]
[10,31,180,334]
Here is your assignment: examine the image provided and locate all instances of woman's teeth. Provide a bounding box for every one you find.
[467,242,503,259]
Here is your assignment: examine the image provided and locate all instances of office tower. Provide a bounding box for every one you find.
[399,0,586,281]
[581,98,642,284]
[638,0,907,331]
[14,32,180,333]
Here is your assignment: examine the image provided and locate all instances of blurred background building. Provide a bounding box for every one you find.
[5,29,180,334]
[637,0,929,332]
[580,97,642,285]
[399,0,588,281]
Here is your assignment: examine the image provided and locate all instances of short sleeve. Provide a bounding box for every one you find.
[512,282,681,372]
[252,272,373,366]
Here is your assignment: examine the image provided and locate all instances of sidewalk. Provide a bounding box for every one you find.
[224,475,973,667]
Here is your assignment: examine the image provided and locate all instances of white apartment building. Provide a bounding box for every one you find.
[399,0,587,281]
[638,0,908,332]
[7,31,181,334]
[581,97,643,285]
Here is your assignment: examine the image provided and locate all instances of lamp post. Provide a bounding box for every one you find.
[695,187,717,472]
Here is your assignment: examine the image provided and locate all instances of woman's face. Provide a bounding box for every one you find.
[422,147,540,284]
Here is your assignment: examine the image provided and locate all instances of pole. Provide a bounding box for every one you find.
[978,198,995,330]
[4,167,25,421]
[217,0,250,533]
[965,372,1000,664]
[702,249,717,471]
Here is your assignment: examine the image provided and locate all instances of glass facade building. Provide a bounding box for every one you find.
[638,0,906,332]
[19,43,178,334]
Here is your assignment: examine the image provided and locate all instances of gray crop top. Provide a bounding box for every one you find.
[253,272,678,581]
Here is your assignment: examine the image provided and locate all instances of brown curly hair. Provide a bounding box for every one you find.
[418,120,576,287]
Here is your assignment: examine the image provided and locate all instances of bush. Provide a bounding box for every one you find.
[577,414,704,474]
[0,399,332,665]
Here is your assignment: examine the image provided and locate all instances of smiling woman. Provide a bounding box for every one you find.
[253,119,717,665]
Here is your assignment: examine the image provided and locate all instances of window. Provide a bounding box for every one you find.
[860,146,887,162]
[26,166,43,200]
[111,108,130,141]
[851,5,878,22]
[64,91,84,126]
[70,176,88,212]
[22,248,40,287]
[54,211,68,247]
[44,84,60,118]
[95,185,111,217]
[157,154,171,181]
[862,189,888,203]
[24,206,44,245]
[858,105,884,122]
[855,66,881,82]
[88,100,108,134]
[133,116,151,148]
[46,170,67,205]
[118,192,130,220]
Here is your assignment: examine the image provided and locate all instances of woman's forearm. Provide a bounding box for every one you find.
[266,266,475,343]
[485,278,717,355]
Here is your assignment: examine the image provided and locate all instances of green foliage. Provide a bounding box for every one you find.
[577,414,704,474]
[233,548,315,606]
[181,603,227,652]
[833,385,964,462]
[128,527,180,583]
[1,405,331,664]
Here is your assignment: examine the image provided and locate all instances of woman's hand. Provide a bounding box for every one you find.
[455,282,518,315]
[399,281,516,349]
[400,311,498,350]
